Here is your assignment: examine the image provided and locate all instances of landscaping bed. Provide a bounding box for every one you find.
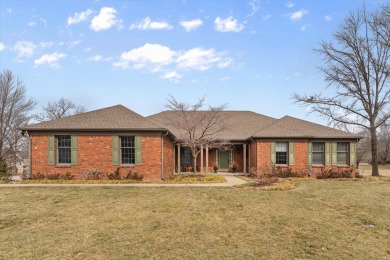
[19,174,226,184]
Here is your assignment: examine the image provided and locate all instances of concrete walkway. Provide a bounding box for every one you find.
[0,175,247,187]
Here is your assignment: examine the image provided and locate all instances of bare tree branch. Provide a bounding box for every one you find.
[34,97,87,122]
[293,5,390,176]
[165,95,230,173]
[0,70,36,168]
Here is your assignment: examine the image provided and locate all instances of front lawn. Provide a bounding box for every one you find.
[19,174,226,184]
[0,180,389,259]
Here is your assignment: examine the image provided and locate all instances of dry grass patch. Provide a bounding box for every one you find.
[0,181,389,259]
[20,174,226,184]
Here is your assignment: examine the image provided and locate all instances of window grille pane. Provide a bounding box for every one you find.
[337,152,348,165]
[120,136,135,164]
[121,136,134,148]
[312,152,324,164]
[58,136,71,148]
[276,152,287,164]
[276,142,288,152]
[57,136,71,164]
[312,142,324,152]
[58,148,71,164]
[337,142,348,152]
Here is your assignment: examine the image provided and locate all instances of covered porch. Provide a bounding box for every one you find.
[175,143,251,174]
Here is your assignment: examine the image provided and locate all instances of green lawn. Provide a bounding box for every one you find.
[1,180,389,259]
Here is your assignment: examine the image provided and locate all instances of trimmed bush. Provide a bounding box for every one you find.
[59,172,74,180]
[275,167,306,178]
[81,168,104,180]
[46,173,60,180]
[316,168,352,179]
[124,171,143,181]
[31,172,45,180]
[107,168,121,180]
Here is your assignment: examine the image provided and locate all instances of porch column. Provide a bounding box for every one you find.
[206,146,209,173]
[177,144,181,173]
[248,143,251,173]
[243,144,247,173]
[200,145,204,173]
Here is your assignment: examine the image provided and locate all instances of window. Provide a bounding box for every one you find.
[276,142,288,164]
[121,136,135,164]
[312,142,325,165]
[181,148,192,166]
[337,142,349,165]
[57,136,71,164]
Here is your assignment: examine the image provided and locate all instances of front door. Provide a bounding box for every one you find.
[219,151,230,170]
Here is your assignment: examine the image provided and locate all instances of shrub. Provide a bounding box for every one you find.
[124,171,143,181]
[31,172,45,180]
[81,168,104,180]
[46,173,60,180]
[316,168,352,179]
[274,167,307,178]
[107,168,121,180]
[60,172,74,180]
[0,159,11,181]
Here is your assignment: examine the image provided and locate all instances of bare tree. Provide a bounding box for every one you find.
[378,125,390,164]
[0,70,36,164]
[293,5,390,176]
[165,95,230,173]
[356,130,371,167]
[34,97,86,122]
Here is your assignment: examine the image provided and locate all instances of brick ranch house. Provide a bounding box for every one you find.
[21,105,361,180]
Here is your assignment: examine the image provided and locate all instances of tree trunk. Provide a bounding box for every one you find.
[193,154,197,174]
[370,127,380,176]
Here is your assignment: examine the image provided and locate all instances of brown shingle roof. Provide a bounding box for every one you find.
[147,110,276,140]
[21,105,164,131]
[22,105,362,140]
[253,116,361,139]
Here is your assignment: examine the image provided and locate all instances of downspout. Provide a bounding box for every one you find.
[161,131,169,180]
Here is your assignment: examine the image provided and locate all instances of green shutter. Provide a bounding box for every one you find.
[135,136,142,166]
[325,142,330,165]
[71,136,78,165]
[289,142,295,165]
[350,142,355,166]
[307,142,312,165]
[112,136,119,166]
[48,135,55,165]
[332,142,337,165]
[270,142,276,165]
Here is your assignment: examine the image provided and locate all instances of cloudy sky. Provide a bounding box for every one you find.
[0,0,387,123]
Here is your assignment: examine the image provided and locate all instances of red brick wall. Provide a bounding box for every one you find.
[256,140,271,173]
[250,141,257,174]
[163,136,174,179]
[30,134,166,180]
[254,139,356,177]
[233,145,243,172]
